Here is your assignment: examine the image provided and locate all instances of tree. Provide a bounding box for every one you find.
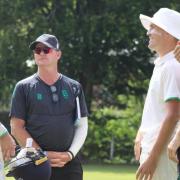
[0,0,179,110]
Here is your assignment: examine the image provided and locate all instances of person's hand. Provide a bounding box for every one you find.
[134,140,141,161]
[174,41,180,62]
[134,130,143,161]
[167,135,180,163]
[46,151,72,167]
[0,133,16,161]
[136,155,158,180]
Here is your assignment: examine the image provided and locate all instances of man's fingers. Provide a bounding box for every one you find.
[144,173,150,180]
[167,147,179,163]
[10,148,15,157]
[49,158,67,167]
[51,162,65,167]
[50,160,66,167]
[4,150,11,161]
[2,144,16,161]
[136,165,152,180]
[50,158,60,164]
[149,173,153,180]
[136,167,142,179]
[171,154,178,163]
[134,142,141,161]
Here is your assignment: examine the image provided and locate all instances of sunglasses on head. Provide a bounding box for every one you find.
[50,85,59,103]
[34,47,52,54]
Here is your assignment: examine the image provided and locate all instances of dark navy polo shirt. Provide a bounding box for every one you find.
[10,74,88,151]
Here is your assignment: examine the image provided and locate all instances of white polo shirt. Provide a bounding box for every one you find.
[140,51,180,151]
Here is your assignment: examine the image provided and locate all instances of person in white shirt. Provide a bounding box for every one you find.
[0,122,16,180]
[134,8,180,180]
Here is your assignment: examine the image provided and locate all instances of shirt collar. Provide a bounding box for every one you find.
[154,51,175,66]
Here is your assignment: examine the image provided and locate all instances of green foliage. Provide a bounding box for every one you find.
[1,0,179,109]
[82,95,143,163]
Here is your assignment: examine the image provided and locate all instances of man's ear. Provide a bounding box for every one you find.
[57,50,62,59]
[174,41,180,62]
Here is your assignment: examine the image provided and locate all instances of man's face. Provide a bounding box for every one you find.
[146,24,165,51]
[33,43,61,67]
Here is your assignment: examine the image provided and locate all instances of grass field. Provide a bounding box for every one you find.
[83,164,137,180]
[5,164,137,180]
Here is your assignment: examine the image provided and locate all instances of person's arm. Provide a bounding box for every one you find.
[10,117,40,149]
[0,123,16,160]
[168,126,180,163]
[134,128,143,161]
[174,41,180,62]
[47,117,88,167]
[68,117,88,156]
[136,100,179,180]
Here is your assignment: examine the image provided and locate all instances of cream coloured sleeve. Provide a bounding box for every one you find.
[68,117,88,157]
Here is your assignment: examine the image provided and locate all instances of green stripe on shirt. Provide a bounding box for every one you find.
[165,97,180,102]
[0,131,8,137]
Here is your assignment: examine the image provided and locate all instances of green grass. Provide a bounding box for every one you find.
[5,164,137,180]
[83,164,137,180]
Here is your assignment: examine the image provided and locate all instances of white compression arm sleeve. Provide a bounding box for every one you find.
[68,117,88,157]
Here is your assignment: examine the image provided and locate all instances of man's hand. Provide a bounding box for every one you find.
[167,133,180,163]
[136,155,158,180]
[0,133,16,161]
[46,151,72,167]
[134,130,143,161]
[134,140,141,161]
[174,41,180,62]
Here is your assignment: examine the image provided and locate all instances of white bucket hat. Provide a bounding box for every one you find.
[139,8,180,40]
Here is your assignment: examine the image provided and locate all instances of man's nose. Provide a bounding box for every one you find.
[39,50,46,55]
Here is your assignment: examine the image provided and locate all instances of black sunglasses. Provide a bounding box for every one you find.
[34,47,52,54]
[50,85,59,103]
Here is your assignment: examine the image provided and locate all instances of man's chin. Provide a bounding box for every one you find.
[148,44,154,50]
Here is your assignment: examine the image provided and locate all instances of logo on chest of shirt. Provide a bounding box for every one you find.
[61,89,69,99]
[36,93,43,100]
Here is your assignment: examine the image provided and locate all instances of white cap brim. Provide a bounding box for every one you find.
[139,14,152,30]
[139,14,177,38]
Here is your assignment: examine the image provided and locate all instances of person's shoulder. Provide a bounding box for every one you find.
[163,57,180,76]
[61,74,81,86]
[61,75,82,95]
[16,74,38,87]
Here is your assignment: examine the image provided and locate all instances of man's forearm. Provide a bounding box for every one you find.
[150,113,179,160]
[68,117,88,157]
[10,119,40,148]
[13,128,39,148]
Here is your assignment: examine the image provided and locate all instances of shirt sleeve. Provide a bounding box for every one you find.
[0,123,8,137]
[78,84,89,117]
[162,62,180,102]
[9,82,27,120]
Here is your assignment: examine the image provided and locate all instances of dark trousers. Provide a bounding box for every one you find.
[50,156,83,180]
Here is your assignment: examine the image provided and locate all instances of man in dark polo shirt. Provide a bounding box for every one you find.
[10,34,88,180]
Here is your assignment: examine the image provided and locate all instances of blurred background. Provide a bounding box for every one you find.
[0,0,179,179]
